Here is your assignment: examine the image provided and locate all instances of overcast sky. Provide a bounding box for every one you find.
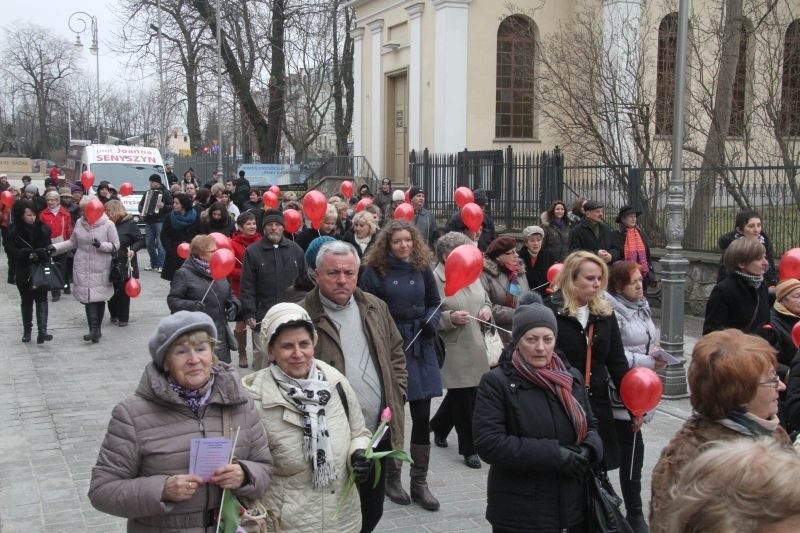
[4,0,151,86]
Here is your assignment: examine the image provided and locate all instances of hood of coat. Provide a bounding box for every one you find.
[135,361,250,408]
[483,256,526,278]
[241,360,346,409]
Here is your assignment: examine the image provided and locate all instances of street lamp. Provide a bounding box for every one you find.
[69,11,102,143]
[216,0,223,175]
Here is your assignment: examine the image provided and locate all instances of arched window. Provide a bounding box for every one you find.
[728,24,750,136]
[781,20,800,136]
[496,16,536,139]
[656,13,678,136]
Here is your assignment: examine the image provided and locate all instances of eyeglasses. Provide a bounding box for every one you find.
[759,375,782,389]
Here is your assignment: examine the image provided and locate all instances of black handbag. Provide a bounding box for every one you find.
[30,259,67,292]
[109,246,131,284]
[586,468,634,533]
[433,332,446,368]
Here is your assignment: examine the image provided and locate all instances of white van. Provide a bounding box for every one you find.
[68,143,167,223]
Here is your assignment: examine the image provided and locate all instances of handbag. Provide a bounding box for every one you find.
[434,332,446,368]
[30,258,67,292]
[586,468,634,533]
[109,245,131,284]
[484,326,504,367]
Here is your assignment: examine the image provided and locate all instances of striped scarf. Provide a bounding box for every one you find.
[623,227,649,274]
[511,349,588,444]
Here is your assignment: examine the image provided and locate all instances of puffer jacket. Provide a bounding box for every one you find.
[88,362,272,532]
[649,416,791,533]
[480,256,530,346]
[242,361,371,532]
[39,206,73,243]
[433,263,492,389]
[240,236,305,325]
[168,258,240,364]
[53,214,119,303]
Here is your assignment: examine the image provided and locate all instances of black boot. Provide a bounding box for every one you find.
[36,301,53,344]
[410,444,440,511]
[21,298,33,343]
[84,304,97,341]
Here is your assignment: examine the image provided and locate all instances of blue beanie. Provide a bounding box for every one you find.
[305,236,336,270]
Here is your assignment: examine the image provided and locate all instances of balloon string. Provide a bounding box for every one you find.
[404,302,444,352]
[630,428,638,480]
[532,281,551,291]
[467,315,511,334]
[200,281,214,304]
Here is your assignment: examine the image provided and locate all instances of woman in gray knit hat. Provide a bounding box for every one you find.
[473,292,602,532]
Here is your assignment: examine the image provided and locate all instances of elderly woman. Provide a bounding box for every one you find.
[360,219,442,511]
[242,303,373,532]
[343,210,377,260]
[770,279,800,377]
[547,251,631,473]
[649,329,791,533]
[40,189,73,301]
[473,292,602,532]
[717,210,777,285]
[89,311,272,531]
[160,193,198,281]
[429,232,493,469]
[481,236,531,346]
[168,235,240,364]
[666,438,800,533]
[703,237,771,335]
[607,260,666,533]
[104,200,145,327]
[52,196,120,343]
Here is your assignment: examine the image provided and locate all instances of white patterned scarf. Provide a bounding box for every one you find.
[270,361,336,488]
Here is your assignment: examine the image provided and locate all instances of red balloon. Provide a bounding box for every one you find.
[0,190,14,209]
[177,242,191,259]
[341,181,354,200]
[84,198,105,224]
[454,187,475,209]
[81,170,95,191]
[779,248,800,281]
[210,248,236,280]
[119,182,134,196]
[303,190,328,230]
[394,203,414,222]
[547,263,564,284]
[283,208,302,234]
[209,232,232,251]
[444,244,484,297]
[269,185,281,196]
[793,321,800,348]
[460,202,483,232]
[620,367,664,417]
[263,191,279,209]
[124,277,141,298]
[355,198,373,213]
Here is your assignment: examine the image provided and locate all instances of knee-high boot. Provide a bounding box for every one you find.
[410,444,439,511]
[35,299,52,344]
[384,458,410,505]
[83,303,101,342]
[235,326,248,367]
[21,298,33,343]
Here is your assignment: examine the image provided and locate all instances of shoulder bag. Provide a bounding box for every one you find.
[30,258,67,292]
[484,320,504,367]
[585,467,634,533]
[109,245,131,284]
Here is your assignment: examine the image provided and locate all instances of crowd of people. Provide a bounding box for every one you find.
[2,170,800,532]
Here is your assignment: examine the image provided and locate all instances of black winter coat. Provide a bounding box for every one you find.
[159,210,198,281]
[717,230,777,286]
[783,349,800,432]
[703,274,770,335]
[240,236,305,324]
[545,293,630,470]
[473,359,603,532]
[518,246,556,297]
[771,308,800,371]
[114,217,145,279]
[568,218,618,258]
[6,220,52,291]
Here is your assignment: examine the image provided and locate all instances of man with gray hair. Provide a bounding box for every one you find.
[300,240,408,532]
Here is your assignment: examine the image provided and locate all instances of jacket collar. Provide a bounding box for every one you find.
[135,362,249,408]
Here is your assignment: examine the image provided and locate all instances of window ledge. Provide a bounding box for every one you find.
[493,138,541,143]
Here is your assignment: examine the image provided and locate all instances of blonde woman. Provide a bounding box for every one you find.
[344,210,378,259]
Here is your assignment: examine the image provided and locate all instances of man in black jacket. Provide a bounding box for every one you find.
[240,209,305,370]
[138,174,172,272]
[568,200,616,263]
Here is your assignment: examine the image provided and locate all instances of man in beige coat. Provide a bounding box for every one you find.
[300,240,408,532]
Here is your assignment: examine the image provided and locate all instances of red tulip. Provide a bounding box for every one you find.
[454,187,474,209]
[380,407,392,422]
[444,244,484,296]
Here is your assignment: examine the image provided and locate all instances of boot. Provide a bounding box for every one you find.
[83,304,101,342]
[36,302,53,344]
[409,444,439,511]
[21,299,33,343]
[235,327,249,368]
[626,511,649,533]
[384,457,411,505]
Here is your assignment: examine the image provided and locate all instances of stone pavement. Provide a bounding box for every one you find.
[0,254,700,532]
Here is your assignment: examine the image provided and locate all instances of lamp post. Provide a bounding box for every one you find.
[68,11,101,143]
[157,0,165,154]
[216,0,223,175]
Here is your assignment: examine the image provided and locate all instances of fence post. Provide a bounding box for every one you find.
[504,145,514,230]
[628,166,642,211]
[422,147,431,193]
[408,149,416,185]
[457,148,468,186]
[540,150,552,213]
[554,145,564,203]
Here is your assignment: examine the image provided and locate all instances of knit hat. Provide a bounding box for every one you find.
[261,302,318,349]
[148,311,217,369]
[473,189,489,207]
[392,190,405,202]
[409,186,423,199]
[149,174,162,184]
[25,184,38,195]
[59,187,72,199]
[70,184,84,193]
[305,236,336,270]
[512,292,558,346]
[485,236,517,259]
[776,278,800,302]
[522,225,545,239]
[262,208,285,227]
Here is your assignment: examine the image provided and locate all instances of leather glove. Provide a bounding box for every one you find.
[193,301,206,311]
[29,252,40,263]
[559,446,589,478]
[421,320,437,338]
[46,245,56,255]
[91,238,101,248]
[578,445,593,464]
[350,449,372,484]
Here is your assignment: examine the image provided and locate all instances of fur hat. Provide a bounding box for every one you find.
[148,311,217,369]
[776,278,800,303]
[485,236,517,259]
[262,209,285,227]
[260,302,318,349]
[512,292,558,346]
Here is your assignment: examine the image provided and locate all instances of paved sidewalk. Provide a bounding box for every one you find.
[0,255,698,532]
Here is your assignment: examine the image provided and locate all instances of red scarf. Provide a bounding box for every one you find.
[623,227,649,274]
[511,349,588,444]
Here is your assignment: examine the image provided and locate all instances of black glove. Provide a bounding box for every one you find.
[559,446,589,478]
[46,245,56,255]
[29,252,40,263]
[350,449,373,484]
[193,301,206,311]
[421,320,437,338]
[91,239,101,248]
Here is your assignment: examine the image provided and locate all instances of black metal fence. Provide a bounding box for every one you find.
[408,147,800,256]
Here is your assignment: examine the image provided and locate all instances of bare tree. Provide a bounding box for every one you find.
[331,0,354,156]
